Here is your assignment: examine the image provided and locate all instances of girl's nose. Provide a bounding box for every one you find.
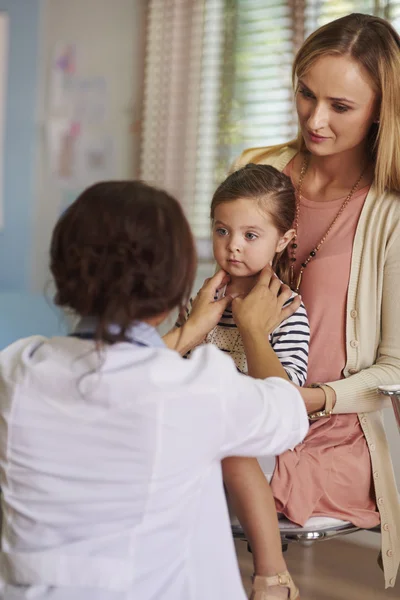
[227,235,241,253]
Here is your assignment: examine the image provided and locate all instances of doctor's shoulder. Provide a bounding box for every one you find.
[0,336,47,384]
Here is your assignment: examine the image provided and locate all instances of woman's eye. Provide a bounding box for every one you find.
[299,87,314,99]
[245,232,258,241]
[333,103,349,113]
[216,228,228,236]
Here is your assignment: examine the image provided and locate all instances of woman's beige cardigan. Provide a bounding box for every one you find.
[234,144,400,588]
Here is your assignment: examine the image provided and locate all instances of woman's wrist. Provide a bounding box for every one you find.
[300,385,336,416]
[300,387,326,414]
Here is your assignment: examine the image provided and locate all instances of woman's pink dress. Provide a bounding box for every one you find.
[270,164,380,528]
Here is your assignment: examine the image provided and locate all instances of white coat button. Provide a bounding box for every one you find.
[378,497,384,505]
[350,340,359,348]
[370,444,376,451]
[387,549,393,557]
[373,471,379,479]
[350,310,358,318]
[361,417,367,424]
[383,523,389,531]
[349,368,358,375]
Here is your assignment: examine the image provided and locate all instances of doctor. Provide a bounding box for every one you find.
[0,180,308,600]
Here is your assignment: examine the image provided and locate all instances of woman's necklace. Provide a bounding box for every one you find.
[289,154,367,293]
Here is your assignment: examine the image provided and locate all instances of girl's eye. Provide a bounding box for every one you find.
[245,232,258,241]
[333,103,349,113]
[299,87,314,100]
[216,227,228,236]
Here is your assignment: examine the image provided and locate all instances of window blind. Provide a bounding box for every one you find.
[387,0,400,30]
[140,1,400,246]
[226,1,297,160]
[305,1,376,36]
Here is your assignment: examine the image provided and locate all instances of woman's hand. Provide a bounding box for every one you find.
[232,264,300,337]
[163,270,232,354]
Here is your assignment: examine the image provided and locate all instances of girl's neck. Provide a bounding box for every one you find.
[226,274,258,297]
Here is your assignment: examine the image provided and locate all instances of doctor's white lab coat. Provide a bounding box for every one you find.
[0,327,308,600]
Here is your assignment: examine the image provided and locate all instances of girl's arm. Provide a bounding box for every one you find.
[270,298,310,386]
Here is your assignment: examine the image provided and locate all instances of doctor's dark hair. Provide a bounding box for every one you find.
[50,180,197,343]
[210,164,296,287]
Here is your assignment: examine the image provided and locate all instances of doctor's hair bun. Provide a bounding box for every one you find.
[50,180,196,343]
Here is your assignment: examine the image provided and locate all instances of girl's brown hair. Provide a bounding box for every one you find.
[210,164,295,286]
[50,180,197,343]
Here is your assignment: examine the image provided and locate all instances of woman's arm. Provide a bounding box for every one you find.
[232,273,330,414]
[232,267,301,380]
[325,221,400,414]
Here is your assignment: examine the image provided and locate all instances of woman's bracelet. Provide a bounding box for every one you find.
[307,383,335,420]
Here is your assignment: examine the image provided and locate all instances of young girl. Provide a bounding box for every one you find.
[183,163,310,599]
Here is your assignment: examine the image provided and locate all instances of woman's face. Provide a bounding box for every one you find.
[296,54,379,158]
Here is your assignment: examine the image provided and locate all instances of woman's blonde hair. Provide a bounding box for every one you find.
[255,13,400,195]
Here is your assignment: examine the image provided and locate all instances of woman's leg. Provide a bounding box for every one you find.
[223,456,291,598]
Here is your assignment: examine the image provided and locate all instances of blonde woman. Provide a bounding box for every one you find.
[228,12,400,599]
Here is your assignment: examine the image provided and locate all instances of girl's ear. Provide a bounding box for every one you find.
[275,228,295,254]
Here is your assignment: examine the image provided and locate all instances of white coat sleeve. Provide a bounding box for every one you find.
[217,353,309,459]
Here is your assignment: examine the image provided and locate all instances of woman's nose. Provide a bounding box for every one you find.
[307,102,328,131]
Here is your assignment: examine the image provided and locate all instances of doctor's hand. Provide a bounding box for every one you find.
[163,270,232,355]
[184,269,233,345]
[232,265,301,337]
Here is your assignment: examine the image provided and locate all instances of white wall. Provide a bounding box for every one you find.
[31,0,146,292]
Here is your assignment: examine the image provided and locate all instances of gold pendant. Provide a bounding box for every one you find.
[295,271,303,293]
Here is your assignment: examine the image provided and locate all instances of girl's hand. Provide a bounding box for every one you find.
[232,264,301,337]
[183,270,232,346]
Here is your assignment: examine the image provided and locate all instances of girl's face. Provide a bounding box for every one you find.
[296,54,379,158]
[212,198,294,278]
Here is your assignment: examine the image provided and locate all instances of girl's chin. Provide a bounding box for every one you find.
[226,269,259,279]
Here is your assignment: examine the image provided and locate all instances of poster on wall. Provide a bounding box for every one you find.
[46,42,112,215]
[49,42,76,117]
[0,13,8,230]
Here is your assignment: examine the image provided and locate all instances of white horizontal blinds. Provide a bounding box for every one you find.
[386,1,400,30]
[140,0,206,208]
[305,0,376,36]
[189,0,225,240]
[225,0,296,168]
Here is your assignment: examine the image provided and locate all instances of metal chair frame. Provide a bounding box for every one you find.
[232,386,399,551]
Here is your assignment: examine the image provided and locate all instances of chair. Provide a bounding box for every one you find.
[233,385,400,551]
[379,385,400,433]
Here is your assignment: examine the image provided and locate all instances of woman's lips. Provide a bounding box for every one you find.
[308,130,329,143]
